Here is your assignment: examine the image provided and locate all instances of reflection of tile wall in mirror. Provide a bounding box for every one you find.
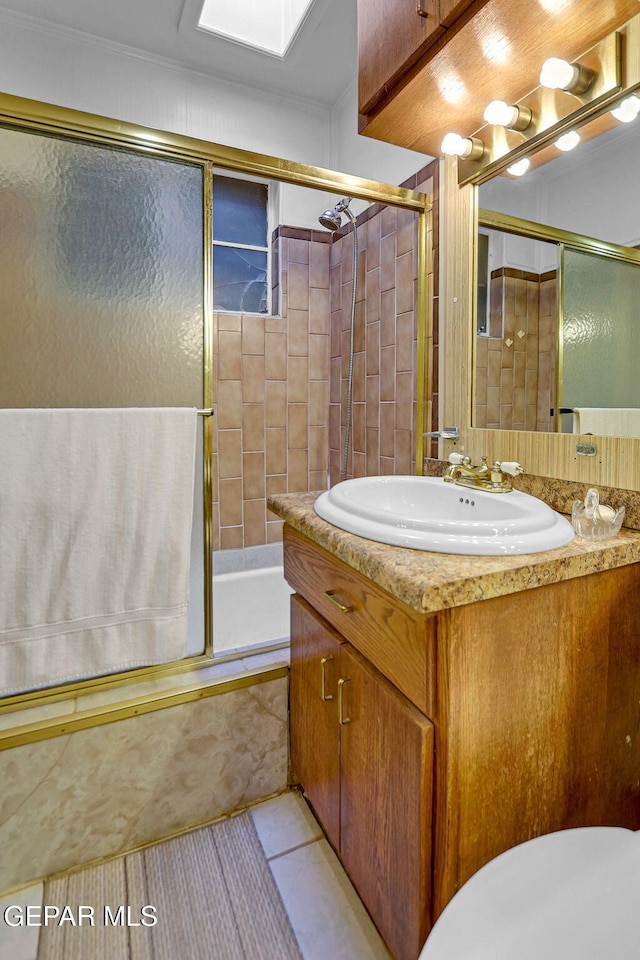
[474,227,558,434]
[476,107,640,435]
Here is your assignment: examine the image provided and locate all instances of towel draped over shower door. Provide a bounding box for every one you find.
[573,407,640,438]
[0,407,198,696]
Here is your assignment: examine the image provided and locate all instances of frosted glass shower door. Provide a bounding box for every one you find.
[0,125,207,684]
[562,249,640,414]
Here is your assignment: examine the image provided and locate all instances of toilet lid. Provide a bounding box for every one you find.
[420,827,640,960]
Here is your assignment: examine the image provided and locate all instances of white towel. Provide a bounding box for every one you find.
[0,408,197,696]
[573,407,640,438]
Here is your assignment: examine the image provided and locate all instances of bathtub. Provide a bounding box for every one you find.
[212,564,294,655]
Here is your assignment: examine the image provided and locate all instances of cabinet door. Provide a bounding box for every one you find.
[358,0,444,114]
[339,643,434,960]
[289,594,343,845]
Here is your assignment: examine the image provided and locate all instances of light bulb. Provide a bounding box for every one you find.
[483,100,533,131]
[483,100,518,126]
[539,57,578,89]
[506,158,530,177]
[555,130,581,151]
[539,57,593,94]
[440,133,484,160]
[611,95,640,123]
[441,132,466,156]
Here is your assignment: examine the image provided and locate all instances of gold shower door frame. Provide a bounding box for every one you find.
[0,91,431,720]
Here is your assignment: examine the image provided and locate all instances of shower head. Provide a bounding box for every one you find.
[318,207,343,231]
[318,197,355,232]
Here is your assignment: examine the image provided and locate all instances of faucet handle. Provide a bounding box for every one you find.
[448,452,471,466]
[498,461,524,477]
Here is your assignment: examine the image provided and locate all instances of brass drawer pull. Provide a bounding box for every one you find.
[417,0,431,17]
[338,677,352,725]
[320,655,334,701]
[324,590,354,613]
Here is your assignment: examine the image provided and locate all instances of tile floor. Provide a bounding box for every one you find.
[251,792,391,960]
[0,791,391,960]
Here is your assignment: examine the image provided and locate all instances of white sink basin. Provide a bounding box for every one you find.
[314,476,575,556]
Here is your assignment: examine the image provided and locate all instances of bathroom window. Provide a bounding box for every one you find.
[212,173,270,314]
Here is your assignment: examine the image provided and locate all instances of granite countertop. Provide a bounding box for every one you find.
[268,491,640,615]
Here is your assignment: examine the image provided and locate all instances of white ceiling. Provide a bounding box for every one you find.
[0,0,358,106]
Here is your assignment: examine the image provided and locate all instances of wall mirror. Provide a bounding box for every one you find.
[474,106,640,439]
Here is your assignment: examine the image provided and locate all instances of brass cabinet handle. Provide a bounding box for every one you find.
[417,0,431,17]
[324,590,354,613]
[338,677,352,725]
[320,656,334,701]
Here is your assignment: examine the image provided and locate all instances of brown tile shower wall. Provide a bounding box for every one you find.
[211,164,437,549]
[475,268,555,432]
[211,231,331,551]
[329,211,409,481]
[328,164,436,485]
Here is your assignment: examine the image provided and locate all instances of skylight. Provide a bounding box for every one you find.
[197,0,316,58]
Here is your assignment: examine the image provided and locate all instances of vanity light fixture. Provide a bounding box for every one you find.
[555,130,581,151]
[611,94,640,123]
[506,157,531,177]
[440,132,485,160]
[454,26,623,185]
[483,100,533,131]
[539,57,594,94]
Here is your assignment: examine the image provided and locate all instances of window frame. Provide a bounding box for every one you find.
[211,168,276,315]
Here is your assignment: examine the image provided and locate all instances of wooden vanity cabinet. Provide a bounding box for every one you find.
[290,593,434,960]
[285,522,640,959]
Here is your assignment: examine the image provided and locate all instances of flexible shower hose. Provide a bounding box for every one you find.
[342,216,358,482]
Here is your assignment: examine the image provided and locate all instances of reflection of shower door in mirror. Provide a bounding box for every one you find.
[0,125,207,687]
[561,249,640,436]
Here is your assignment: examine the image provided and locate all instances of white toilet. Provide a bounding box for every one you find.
[419,826,640,959]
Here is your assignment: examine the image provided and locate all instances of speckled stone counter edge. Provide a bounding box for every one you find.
[268,484,640,616]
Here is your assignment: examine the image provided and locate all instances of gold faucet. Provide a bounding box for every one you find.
[443,453,524,492]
